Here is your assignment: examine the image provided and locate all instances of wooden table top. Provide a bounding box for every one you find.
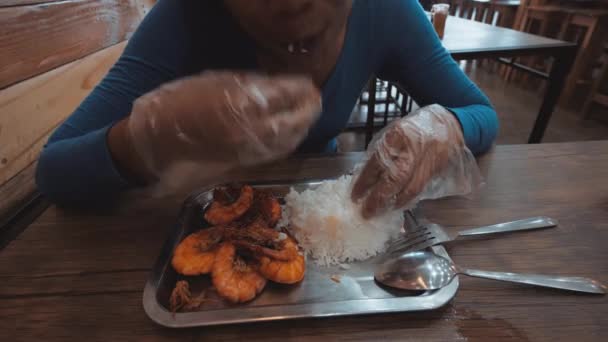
[3,141,608,341]
[441,15,575,58]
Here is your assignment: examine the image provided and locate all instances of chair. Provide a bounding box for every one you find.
[356,79,413,146]
[470,0,493,22]
[487,0,520,27]
[452,0,475,18]
[582,44,608,117]
[556,7,608,108]
[504,5,565,82]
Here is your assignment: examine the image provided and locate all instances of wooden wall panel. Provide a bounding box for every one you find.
[0,41,126,186]
[0,160,37,224]
[0,0,148,89]
[1,1,156,7]
[0,1,60,6]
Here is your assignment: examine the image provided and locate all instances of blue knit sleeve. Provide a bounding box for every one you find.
[36,0,190,205]
[376,0,499,154]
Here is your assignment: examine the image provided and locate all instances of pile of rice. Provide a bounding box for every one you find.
[282,175,404,266]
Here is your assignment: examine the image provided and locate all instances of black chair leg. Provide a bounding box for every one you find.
[400,93,408,117]
[383,83,392,126]
[365,77,378,147]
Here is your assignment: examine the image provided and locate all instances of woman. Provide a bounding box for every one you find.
[36,0,498,217]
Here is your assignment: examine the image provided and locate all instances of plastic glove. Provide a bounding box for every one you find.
[128,71,321,182]
[351,104,481,218]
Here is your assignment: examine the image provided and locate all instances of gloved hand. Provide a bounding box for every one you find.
[127,71,321,180]
[351,104,480,218]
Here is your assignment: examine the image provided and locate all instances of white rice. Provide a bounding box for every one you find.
[282,175,404,266]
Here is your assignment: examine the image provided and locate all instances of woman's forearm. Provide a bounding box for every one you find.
[107,117,156,185]
[36,126,133,205]
[448,104,498,155]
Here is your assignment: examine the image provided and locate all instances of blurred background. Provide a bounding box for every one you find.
[339,0,608,151]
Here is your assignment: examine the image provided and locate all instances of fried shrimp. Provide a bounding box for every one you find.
[233,189,282,228]
[226,218,299,260]
[170,184,306,306]
[172,227,223,276]
[211,242,267,303]
[256,237,305,284]
[259,193,281,227]
[224,217,281,245]
[169,280,205,312]
[229,226,305,284]
[204,185,254,225]
[233,233,300,261]
[258,253,305,284]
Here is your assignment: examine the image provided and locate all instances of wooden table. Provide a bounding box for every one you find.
[364,15,577,145]
[3,141,608,341]
[446,17,577,145]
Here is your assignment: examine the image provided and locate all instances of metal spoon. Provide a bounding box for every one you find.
[375,251,606,294]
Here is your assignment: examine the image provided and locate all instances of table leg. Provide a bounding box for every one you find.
[365,77,378,147]
[528,47,577,143]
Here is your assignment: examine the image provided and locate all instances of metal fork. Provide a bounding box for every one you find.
[388,213,558,255]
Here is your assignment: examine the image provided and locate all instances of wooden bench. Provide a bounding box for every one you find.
[0,0,155,236]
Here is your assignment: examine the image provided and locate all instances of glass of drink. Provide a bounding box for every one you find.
[431,3,450,40]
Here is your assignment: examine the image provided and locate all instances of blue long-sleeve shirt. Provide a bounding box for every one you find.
[36,0,498,205]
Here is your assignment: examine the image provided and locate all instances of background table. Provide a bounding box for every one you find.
[2,141,607,341]
[365,16,578,145]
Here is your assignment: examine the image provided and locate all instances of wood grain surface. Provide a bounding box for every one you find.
[0,1,62,6]
[0,0,147,89]
[0,160,36,224]
[442,15,574,59]
[0,0,156,7]
[0,41,125,186]
[1,142,607,341]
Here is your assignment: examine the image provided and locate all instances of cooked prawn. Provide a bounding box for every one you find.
[225,217,281,244]
[258,253,305,284]
[256,237,305,284]
[232,234,300,261]
[230,189,282,228]
[171,227,223,276]
[230,227,305,284]
[169,280,205,312]
[225,218,299,260]
[211,242,267,303]
[204,185,254,225]
[258,192,281,227]
[212,186,240,203]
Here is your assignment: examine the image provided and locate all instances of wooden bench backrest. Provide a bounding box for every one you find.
[0,0,155,221]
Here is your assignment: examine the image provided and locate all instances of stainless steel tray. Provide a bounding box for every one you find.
[143,180,459,328]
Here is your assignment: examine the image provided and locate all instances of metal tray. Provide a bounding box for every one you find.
[143,180,459,328]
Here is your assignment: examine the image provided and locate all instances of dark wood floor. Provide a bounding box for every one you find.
[338,62,608,152]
